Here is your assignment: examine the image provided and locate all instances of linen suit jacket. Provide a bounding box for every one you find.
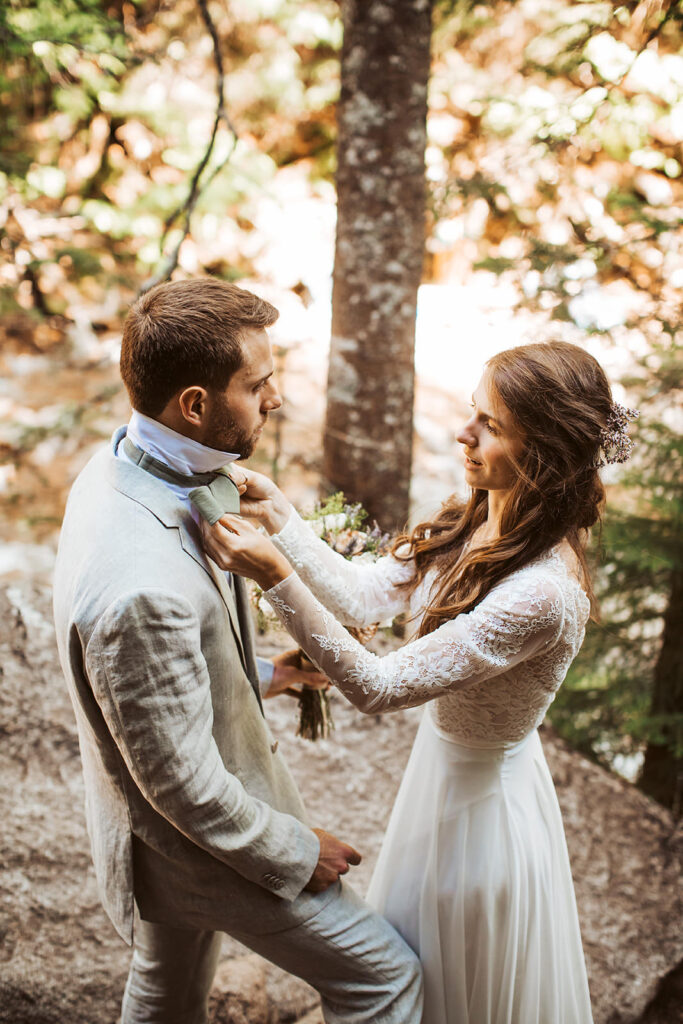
[53,427,322,945]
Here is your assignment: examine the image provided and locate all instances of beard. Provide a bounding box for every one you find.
[204,393,264,460]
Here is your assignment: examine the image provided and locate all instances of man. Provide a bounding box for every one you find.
[53,278,422,1023]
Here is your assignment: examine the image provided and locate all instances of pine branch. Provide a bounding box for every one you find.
[140,0,237,294]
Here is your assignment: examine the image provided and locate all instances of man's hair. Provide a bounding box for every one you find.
[120,278,279,415]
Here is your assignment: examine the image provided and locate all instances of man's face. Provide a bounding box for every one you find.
[202,328,282,459]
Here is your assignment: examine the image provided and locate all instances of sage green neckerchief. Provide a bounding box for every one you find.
[123,436,241,524]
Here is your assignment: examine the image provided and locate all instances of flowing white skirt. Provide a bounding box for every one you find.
[366,710,594,1024]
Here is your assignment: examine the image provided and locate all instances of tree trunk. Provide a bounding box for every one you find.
[639,567,683,816]
[324,0,432,531]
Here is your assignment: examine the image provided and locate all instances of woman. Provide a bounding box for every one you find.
[201,341,637,1024]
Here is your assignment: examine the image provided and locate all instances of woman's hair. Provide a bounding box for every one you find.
[394,341,613,636]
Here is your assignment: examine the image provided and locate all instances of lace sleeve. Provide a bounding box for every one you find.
[269,508,414,627]
[264,567,566,714]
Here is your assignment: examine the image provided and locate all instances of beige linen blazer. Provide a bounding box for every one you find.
[53,428,321,944]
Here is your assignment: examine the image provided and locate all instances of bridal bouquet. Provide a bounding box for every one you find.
[251,492,391,741]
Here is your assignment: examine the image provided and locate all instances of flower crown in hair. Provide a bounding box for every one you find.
[595,402,639,467]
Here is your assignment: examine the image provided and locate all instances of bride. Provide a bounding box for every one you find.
[201,340,636,1024]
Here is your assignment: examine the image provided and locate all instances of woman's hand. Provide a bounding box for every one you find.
[227,466,290,534]
[200,515,292,591]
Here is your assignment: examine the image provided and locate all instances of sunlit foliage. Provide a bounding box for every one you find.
[0,0,681,804]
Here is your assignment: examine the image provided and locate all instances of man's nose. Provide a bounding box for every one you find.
[263,383,282,411]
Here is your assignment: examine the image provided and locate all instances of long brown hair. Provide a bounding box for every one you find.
[394,341,613,636]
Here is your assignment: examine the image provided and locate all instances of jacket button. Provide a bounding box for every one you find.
[271,740,279,755]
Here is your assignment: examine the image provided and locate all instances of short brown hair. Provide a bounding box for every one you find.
[120,278,279,415]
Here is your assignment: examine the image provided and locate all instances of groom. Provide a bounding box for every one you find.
[52,278,422,1023]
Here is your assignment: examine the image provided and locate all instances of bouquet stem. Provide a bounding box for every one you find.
[297,686,334,741]
[295,650,334,741]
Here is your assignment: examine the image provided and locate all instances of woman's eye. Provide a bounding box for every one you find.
[486,423,497,435]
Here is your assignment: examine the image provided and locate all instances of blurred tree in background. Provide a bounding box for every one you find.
[0,0,681,808]
[0,0,133,312]
[324,0,432,531]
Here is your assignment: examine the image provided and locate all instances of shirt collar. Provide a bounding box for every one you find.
[127,410,240,476]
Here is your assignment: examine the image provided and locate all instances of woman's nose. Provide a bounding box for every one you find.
[456,419,476,447]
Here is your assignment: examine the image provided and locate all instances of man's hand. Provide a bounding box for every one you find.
[304,828,362,893]
[227,466,291,534]
[268,648,329,699]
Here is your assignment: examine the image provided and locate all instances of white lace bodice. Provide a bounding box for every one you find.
[268,509,590,745]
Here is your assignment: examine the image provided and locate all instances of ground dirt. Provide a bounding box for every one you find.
[1,582,681,1024]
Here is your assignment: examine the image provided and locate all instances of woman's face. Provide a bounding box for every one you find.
[456,373,524,492]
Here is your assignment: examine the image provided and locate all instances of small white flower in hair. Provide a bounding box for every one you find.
[595,402,639,467]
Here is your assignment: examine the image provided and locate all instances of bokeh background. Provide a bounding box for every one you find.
[0,1,681,1020]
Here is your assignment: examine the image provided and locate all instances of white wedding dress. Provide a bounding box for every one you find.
[267,510,594,1024]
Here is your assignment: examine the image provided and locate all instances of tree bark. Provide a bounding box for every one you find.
[639,567,683,816]
[324,0,432,530]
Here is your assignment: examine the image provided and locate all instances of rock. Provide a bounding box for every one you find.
[209,955,270,1024]
[261,963,319,1022]
[293,1009,325,1024]
[638,960,683,1024]
[0,583,130,1024]
[541,724,683,1023]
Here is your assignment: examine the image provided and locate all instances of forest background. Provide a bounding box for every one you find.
[1,0,681,810]
[0,1,682,1020]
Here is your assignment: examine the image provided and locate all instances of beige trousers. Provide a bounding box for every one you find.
[121,882,423,1024]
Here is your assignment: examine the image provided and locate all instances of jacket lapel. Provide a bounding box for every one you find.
[178,529,263,714]
[178,521,248,670]
[107,427,253,681]
[232,574,263,706]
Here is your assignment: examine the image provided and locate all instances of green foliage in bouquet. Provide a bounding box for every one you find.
[296,493,391,739]
[301,492,392,559]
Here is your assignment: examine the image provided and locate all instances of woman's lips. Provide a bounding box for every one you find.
[465,455,482,468]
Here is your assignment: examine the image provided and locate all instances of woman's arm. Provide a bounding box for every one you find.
[264,568,566,714]
[200,516,566,714]
[226,467,414,627]
[269,509,414,628]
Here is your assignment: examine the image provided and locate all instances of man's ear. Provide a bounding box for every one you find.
[178,386,208,427]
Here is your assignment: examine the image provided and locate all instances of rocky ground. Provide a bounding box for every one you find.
[0,581,681,1024]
